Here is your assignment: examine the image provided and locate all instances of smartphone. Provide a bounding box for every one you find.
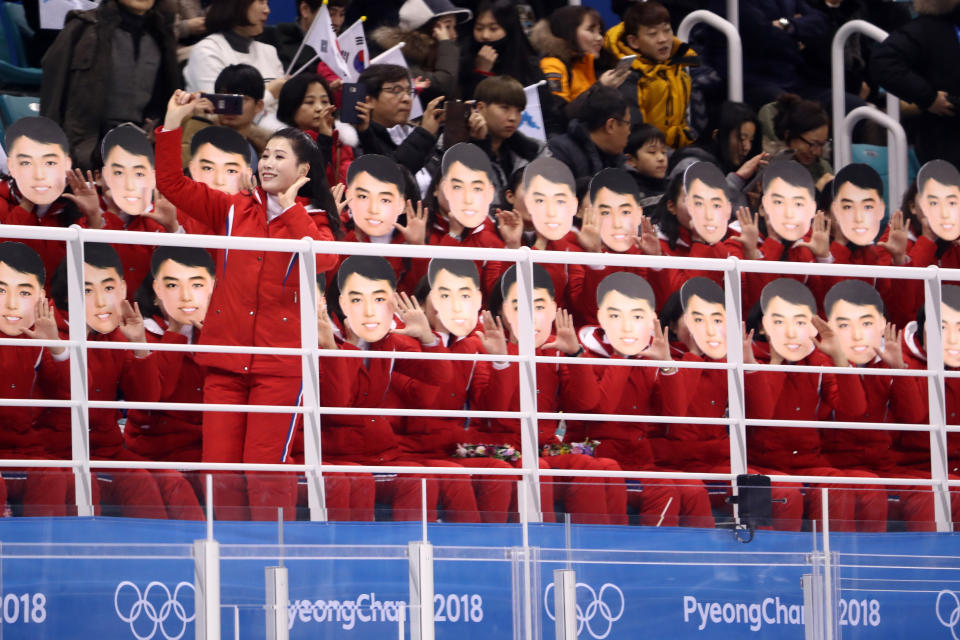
[615,54,637,71]
[340,83,367,125]
[200,93,244,116]
[444,99,470,148]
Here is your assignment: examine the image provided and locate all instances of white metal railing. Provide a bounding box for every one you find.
[0,224,956,528]
[677,10,743,102]
[831,19,908,211]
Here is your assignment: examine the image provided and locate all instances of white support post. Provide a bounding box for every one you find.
[821,489,835,640]
[65,232,93,516]
[840,106,909,214]
[677,11,742,102]
[515,248,543,522]
[194,538,221,640]
[725,0,738,30]
[408,541,435,640]
[724,259,748,482]
[265,566,290,640]
[553,569,577,640]
[924,272,952,531]
[297,238,327,521]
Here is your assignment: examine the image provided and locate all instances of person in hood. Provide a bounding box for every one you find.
[603,1,698,148]
[371,0,472,103]
[872,0,960,167]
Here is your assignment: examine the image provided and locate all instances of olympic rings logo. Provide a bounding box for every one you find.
[544,581,625,640]
[114,581,195,640]
[937,590,960,640]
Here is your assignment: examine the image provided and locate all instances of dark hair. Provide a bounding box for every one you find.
[214,64,265,101]
[651,173,685,249]
[548,6,604,58]
[712,102,759,173]
[763,159,815,199]
[4,116,69,155]
[206,0,258,33]
[412,274,431,305]
[465,0,542,86]
[625,124,666,156]
[357,64,410,98]
[441,143,495,183]
[337,255,397,291]
[266,128,340,235]
[623,1,670,36]
[473,75,526,110]
[683,161,726,193]
[347,153,405,191]
[832,163,884,201]
[900,179,921,237]
[658,290,682,328]
[589,168,640,203]
[85,242,123,273]
[945,285,960,313]
[277,73,334,129]
[680,276,723,310]
[917,160,960,194]
[0,241,45,286]
[760,278,816,315]
[500,263,554,299]
[190,126,250,160]
[101,124,154,168]
[522,157,575,193]
[150,246,216,278]
[597,271,655,309]
[773,93,829,143]
[427,258,480,289]
[572,85,628,132]
[298,0,323,11]
[824,279,884,318]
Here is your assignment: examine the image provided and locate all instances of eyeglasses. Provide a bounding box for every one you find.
[380,85,416,97]
[798,135,830,150]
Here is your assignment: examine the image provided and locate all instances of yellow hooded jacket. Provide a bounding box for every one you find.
[605,22,698,148]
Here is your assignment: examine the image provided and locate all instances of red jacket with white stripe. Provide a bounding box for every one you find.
[0,341,69,455]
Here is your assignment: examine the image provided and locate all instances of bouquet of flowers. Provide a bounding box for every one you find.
[454,443,522,463]
[541,440,601,457]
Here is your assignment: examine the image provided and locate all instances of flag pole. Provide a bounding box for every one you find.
[285,0,328,76]
[290,54,321,79]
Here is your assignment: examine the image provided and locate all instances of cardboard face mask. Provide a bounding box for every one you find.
[830,164,884,246]
[5,117,71,207]
[345,155,406,238]
[439,143,495,231]
[917,160,960,242]
[102,125,156,216]
[683,162,730,245]
[761,161,816,242]
[825,280,885,366]
[680,277,726,360]
[760,279,818,362]
[152,258,215,328]
[500,264,557,349]
[589,168,641,253]
[522,157,578,242]
[427,258,482,337]
[337,256,396,344]
[596,272,656,356]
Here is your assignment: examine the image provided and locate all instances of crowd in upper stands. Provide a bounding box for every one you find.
[0,0,958,530]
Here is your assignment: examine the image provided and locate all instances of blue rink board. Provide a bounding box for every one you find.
[0,518,958,639]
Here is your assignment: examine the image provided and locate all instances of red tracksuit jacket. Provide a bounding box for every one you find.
[0,341,69,457]
[337,230,426,295]
[435,218,507,296]
[568,244,649,326]
[321,332,453,465]
[742,232,827,315]
[155,126,339,377]
[745,348,867,470]
[36,324,161,459]
[123,317,204,461]
[658,225,744,308]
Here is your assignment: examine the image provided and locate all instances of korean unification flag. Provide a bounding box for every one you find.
[518,83,546,142]
[301,3,350,80]
[337,18,368,82]
[369,42,423,119]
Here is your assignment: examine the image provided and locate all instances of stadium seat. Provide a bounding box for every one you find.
[0,2,41,88]
[0,93,39,128]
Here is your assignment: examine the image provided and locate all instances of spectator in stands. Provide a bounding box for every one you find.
[260,0,349,72]
[472,76,547,207]
[872,0,960,167]
[186,126,254,195]
[668,102,767,210]
[183,0,284,100]
[277,73,356,187]
[624,124,668,205]
[158,90,340,520]
[604,1,698,148]
[760,93,834,191]
[40,0,180,170]
[547,86,631,191]
[354,64,445,177]
[159,0,207,60]
[372,0,471,103]
[530,6,629,104]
